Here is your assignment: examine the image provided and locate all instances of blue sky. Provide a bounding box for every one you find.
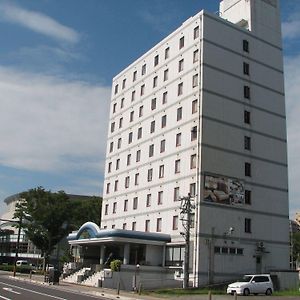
[0,0,299,219]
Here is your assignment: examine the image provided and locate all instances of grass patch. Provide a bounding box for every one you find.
[273,289,300,296]
[143,288,226,297]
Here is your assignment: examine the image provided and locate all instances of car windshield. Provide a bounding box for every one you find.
[239,276,252,282]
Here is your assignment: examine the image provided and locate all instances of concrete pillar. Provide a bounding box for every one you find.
[162,245,166,267]
[99,245,105,266]
[123,243,130,265]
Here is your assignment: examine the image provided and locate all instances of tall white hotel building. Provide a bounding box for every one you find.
[102,0,289,285]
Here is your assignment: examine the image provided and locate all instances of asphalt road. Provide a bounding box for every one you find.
[0,275,109,300]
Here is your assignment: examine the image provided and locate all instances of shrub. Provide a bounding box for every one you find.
[110,259,122,272]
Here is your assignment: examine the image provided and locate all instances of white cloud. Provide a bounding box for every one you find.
[282,12,300,40]
[0,2,80,43]
[284,55,300,218]
[0,65,111,173]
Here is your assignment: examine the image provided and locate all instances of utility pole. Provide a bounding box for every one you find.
[180,194,195,289]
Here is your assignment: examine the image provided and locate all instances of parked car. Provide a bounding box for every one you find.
[227,274,274,296]
[16,260,29,267]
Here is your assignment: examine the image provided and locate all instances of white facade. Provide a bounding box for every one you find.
[102,0,289,286]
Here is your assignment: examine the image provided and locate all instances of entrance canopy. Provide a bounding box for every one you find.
[67,222,171,246]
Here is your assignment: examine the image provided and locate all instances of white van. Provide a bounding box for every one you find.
[227,274,274,296]
[16,260,29,267]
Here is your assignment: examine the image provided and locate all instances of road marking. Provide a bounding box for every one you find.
[0,295,11,300]
[3,288,21,295]
[0,281,67,300]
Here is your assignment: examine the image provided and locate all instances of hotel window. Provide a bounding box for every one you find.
[119,117,123,128]
[112,225,115,229]
[244,136,251,150]
[124,199,128,211]
[131,90,136,101]
[190,183,196,197]
[150,120,155,133]
[153,76,158,88]
[160,139,166,153]
[123,223,127,230]
[161,115,167,128]
[136,149,141,162]
[154,55,159,66]
[114,84,118,95]
[156,218,162,232]
[191,126,197,141]
[109,142,114,153]
[174,187,180,201]
[127,154,131,166]
[193,49,199,63]
[133,70,137,82]
[135,173,139,186]
[132,222,136,231]
[245,190,251,205]
[125,176,130,188]
[190,154,196,169]
[142,63,146,75]
[146,194,151,207]
[113,202,117,214]
[243,62,250,75]
[245,162,251,177]
[165,47,170,59]
[175,159,181,173]
[179,36,184,49]
[117,138,122,149]
[108,162,112,173]
[105,204,108,215]
[138,127,142,139]
[145,220,150,232]
[128,132,133,144]
[244,110,251,124]
[245,218,252,233]
[147,168,153,182]
[116,158,120,170]
[159,165,165,178]
[122,78,126,89]
[130,111,134,122]
[177,107,182,121]
[192,74,199,87]
[192,99,198,114]
[194,26,199,39]
[178,82,183,96]
[149,144,154,157]
[103,226,107,229]
[244,85,250,99]
[113,103,117,113]
[178,59,184,72]
[173,216,179,230]
[243,39,249,52]
[139,105,143,117]
[158,191,163,205]
[133,197,138,210]
[121,98,124,108]
[106,183,110,194]
[162,91,168,104]
[164,69,169,81]
[176,133,181,147]
[151,98,157,110]
[140,84,145,96]
[111,122,115,133]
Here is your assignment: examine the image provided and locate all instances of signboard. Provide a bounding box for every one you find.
[203,174,244,205]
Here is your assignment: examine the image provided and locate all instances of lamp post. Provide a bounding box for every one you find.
[0,217,22,277]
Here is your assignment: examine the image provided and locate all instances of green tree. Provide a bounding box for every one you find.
[70,196,102,229]
[292,231,300,266]
[14,187,73,270]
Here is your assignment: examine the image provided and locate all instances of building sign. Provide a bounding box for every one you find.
[203,174,244,205]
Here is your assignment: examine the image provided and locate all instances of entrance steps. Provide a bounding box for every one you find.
[81,271,102,287]
[63,267,91,283]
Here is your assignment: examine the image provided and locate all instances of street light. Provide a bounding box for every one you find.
[0,217,22,277]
